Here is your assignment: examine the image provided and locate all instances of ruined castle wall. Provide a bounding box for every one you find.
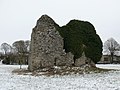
[28,15,73,71]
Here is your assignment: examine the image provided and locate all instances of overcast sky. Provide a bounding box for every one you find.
[0,0,120,45]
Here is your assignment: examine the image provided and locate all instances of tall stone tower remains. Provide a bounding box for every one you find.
[28,15,74,71]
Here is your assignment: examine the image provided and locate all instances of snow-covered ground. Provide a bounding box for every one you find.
[0,64,120,90]
[96,64,120,70]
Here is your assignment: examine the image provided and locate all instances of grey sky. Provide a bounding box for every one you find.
[0,0,120,45]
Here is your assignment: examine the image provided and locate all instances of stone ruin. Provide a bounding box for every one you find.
[28,15,73,71]
[28,15,94,71]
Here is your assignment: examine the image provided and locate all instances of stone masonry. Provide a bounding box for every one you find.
[28,15,74,71]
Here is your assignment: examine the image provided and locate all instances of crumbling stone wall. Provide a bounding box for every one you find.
[28,15,74,71]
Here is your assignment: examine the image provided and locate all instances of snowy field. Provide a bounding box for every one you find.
[0,64,120,90]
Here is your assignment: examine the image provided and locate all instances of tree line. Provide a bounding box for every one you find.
[0,40,30,67]
[0,38,119,65]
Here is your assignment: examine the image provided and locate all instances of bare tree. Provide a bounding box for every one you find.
[1,43,12,55]
[103,38,120,63]
[0,43,13,64]
[13,40,26,69]
[24,40,30,64]
[12,40,30,68]
[24,40,30,52]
